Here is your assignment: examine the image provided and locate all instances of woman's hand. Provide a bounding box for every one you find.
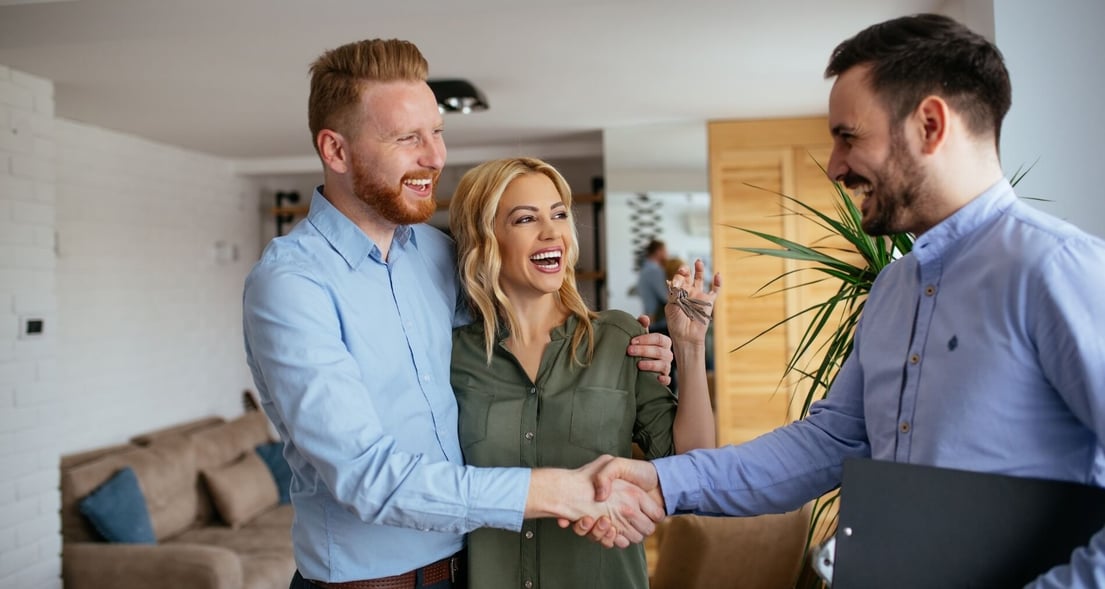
[664,259,720,347]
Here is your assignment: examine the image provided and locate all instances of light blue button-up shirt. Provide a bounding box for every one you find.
[654,179,1105,587]
[243,189,530,582]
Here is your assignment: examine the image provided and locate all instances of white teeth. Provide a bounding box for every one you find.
[530,251,561,261]
[405,179,431,186]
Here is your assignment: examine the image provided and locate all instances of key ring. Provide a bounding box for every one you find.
[666,280,713,324]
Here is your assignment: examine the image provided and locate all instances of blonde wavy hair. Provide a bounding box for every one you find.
[449,157,597,365]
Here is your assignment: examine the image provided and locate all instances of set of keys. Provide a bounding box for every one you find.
[666,282,713,324]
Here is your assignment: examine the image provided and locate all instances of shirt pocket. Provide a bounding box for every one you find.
[456,386,492,450]
[568,386,631,456]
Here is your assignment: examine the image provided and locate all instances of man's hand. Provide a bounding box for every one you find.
[631,316,674,386]
[558,455,668,546]
[527,458,664,548]
[592,456,663,504]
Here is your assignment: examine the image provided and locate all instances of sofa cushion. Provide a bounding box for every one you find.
[254,442,292,504]
[62,435,200,542]
[248,504,295,530]
[131,416,226,446]
[169,505,296,589]
[188,412,275,525]
[650,507,811,589]
[203,452,279,528]
[63,541,245,589]
[169,506,295,554]
[191,412,274,472]
[78,466,156,544]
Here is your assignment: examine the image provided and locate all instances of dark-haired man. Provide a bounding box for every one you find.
[586,14,1105,586]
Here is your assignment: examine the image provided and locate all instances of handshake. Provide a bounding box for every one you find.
[529,454,666,549]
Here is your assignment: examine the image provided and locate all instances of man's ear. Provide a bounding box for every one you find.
[915,95,949,155]
[317,129,349,174]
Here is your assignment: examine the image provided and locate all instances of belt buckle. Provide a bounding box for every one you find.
[449,556,459,583]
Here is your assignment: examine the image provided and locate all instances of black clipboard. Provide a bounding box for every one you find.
[833,458,1105,588]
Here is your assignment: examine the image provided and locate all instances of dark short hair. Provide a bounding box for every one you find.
[645,239,666,257]
[825,13,1012,146]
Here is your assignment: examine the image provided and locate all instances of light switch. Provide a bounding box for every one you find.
[19,316,45,339]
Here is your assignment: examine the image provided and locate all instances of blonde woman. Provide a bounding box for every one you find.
[449,157,719,588]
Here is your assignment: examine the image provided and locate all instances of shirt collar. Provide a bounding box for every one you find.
[492,312,579,345]
[306,186,418,269]
[911,178,1016,264]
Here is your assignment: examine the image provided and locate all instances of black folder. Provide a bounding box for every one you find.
[833,458,1105,589]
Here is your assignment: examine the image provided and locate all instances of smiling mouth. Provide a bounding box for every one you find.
[403,177,433,196]
[530,250,563,271]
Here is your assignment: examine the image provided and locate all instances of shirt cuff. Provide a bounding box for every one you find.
[466,466,531,532]
[653,454,700,515]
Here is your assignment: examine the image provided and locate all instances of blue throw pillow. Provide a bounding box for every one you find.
[78,466,156,544]
[255,441,292,504]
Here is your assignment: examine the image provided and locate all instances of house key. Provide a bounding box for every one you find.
[667,281,713,324]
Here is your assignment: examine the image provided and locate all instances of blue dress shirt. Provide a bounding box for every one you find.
[243,189,530,582]
[653,179,1105,587]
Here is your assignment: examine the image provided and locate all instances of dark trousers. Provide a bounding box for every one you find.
[290,569,462,589]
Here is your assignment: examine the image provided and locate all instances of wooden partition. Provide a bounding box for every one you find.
[709,117,860,446]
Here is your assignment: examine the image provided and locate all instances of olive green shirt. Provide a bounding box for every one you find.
[452,310,678,589]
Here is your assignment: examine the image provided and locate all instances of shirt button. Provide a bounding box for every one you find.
[529,386,537,395]
[924,285,936,296]
[909,353,920,364]
[524,432,535,441]
[900,421,911,433]
[422,374,431,382]
[525,530,534,539]
[524,581,533,589]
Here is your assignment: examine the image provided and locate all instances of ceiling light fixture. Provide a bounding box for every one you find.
[428,79,489,114]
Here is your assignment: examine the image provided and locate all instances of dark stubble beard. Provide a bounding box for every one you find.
[859,129,928,236]
[351,154,439,226]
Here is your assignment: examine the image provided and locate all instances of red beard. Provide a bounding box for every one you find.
[351,157,439,225]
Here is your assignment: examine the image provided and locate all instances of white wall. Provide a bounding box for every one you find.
[603,122,708,194]
[992,0,1105,238]
[0,63,263,588]
[604,192,712,315]
[0,65,60,588]
[54,118,262,451]
[603,122,711,315]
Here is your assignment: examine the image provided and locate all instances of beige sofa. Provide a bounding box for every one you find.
[649,504,814,589]
[60,410,295,589]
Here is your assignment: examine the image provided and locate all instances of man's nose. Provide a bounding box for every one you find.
[826,148,848,183]
[420,136,446,170]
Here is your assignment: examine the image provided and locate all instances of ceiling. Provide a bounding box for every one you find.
[0,0,942,171]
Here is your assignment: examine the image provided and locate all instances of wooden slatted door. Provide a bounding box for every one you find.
[711,147,793,446]
[708,117,856,446]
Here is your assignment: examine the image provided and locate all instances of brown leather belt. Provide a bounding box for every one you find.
[309,553,461,589]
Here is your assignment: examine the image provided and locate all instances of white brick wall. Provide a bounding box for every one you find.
[0,63,262,588]
[0,64,61,589]
[54,118,262,454]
